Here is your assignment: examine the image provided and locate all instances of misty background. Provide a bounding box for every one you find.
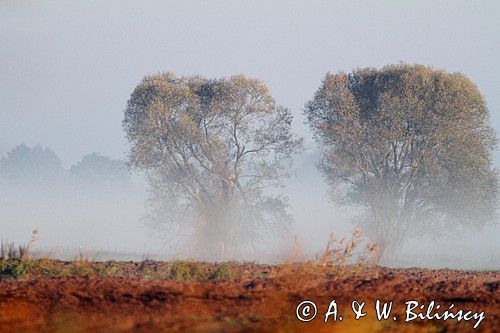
[1,1,498,268]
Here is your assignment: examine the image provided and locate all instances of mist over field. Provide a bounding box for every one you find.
[1,1,499,269]
[0,146,498,269]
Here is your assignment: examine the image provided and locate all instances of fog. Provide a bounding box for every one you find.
[1,1,499,268]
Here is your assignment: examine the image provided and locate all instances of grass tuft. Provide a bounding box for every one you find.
[169,262,206,281]
[209,264,234,280]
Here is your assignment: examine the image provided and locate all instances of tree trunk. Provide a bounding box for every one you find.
[372,200,405,265]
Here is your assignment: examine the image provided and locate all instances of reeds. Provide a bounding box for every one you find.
[318,228,379,279]
[319,228,379,267]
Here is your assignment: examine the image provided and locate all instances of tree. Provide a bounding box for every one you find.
[305,64,497,259]
[0,144,64,188]
[69,153,130,187]
[124,72,302,257]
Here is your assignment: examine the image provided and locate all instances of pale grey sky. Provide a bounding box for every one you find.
[1,0,499,167]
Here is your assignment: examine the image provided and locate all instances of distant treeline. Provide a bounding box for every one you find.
[0,144,130,189]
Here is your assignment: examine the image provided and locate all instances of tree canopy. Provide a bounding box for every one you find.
[0,144,64,188]
[69,153,130,187]
[305,64,497,257]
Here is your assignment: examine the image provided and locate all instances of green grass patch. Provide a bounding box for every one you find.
[209,264,234,280]
[169,262,207,281]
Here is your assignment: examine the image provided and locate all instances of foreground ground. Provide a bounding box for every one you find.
[0,260,498,332]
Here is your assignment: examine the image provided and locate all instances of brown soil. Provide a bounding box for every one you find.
[0,262,498,333]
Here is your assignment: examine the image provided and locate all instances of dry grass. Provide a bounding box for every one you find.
[270,228,380,290]
[1,228,378,282]
[0,229,38,260]
[319,228,379,277]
